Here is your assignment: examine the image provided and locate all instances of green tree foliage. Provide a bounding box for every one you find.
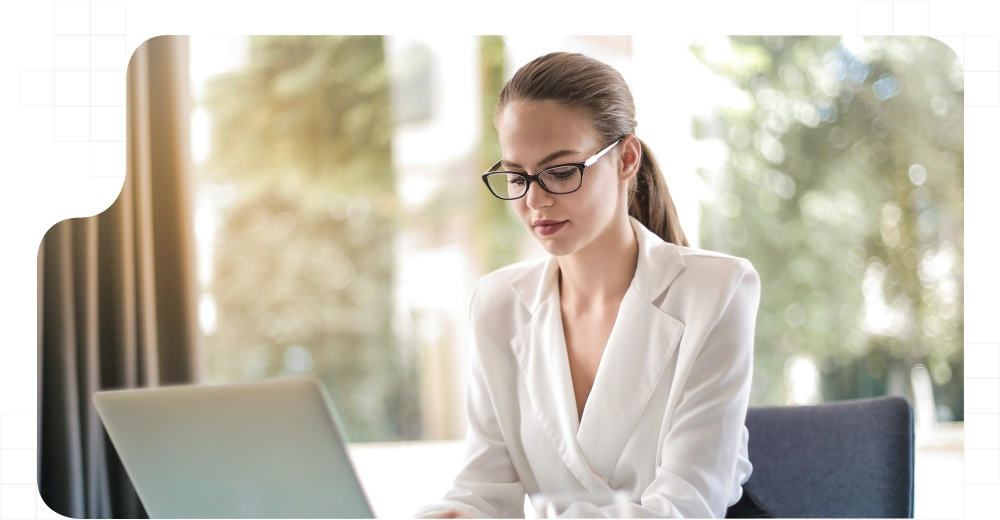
[692,37,963,414]
[477,35,523,272]
[199,36,420,441]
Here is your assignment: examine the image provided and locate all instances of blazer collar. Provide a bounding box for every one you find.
[507,216,688,489]
[508,216,686,313]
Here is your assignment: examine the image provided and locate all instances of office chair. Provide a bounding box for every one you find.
[741,396,914,518]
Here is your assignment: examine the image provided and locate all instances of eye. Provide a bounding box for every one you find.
[545,166,579,179]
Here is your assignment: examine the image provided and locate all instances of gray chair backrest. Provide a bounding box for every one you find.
[742,396,914,518]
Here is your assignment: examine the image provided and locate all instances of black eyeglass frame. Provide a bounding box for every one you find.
[481,138,624,200]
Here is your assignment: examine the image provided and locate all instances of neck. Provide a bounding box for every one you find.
[557,216,639,311]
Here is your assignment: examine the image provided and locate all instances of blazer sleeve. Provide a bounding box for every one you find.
[556,258,761,519]
[415,280,527,519]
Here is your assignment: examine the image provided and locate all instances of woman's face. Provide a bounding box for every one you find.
[495,100,631,257]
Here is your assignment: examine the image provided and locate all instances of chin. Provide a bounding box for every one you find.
[529,222,584,257]
[539,244,568,257]
[535,236,578,257]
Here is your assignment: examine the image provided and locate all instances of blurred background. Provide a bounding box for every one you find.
[36,35,964,519]
[190,33,964,437]
[186,34,964,518]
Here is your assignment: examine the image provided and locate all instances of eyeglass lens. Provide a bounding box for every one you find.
[485,165,582,199]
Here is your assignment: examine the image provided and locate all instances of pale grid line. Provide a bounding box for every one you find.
[1,413,3,516]
[14,4,112,517]
[89,2,94,160]
[864,0,993,517]
[961,37,1000,71]
[89,0,91,175]
[42,1,128,178]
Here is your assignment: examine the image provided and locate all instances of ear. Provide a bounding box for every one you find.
[618,135,642,182]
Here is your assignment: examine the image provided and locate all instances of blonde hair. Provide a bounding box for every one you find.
[495,52,688,246]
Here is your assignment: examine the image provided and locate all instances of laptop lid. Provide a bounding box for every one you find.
[92,376,375,518]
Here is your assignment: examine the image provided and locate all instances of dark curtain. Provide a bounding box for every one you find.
[37,35,202,519]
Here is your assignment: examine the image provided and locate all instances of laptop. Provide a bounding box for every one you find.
[92,376,376,518]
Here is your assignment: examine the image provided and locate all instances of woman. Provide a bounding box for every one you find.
[416,52,769,519]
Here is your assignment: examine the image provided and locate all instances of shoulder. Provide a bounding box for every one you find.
[675,246,756,287]
[472,257,543,296]
[676,244,750,266]
[464,259,545,365]
[669,246,760,322]
[467,257,546,318]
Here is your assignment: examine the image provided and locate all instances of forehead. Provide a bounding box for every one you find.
[496,100,601,164]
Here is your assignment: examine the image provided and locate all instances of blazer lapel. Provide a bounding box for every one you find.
[575,286,686,481]
[576,217,688,480]
[509,257,606,492]
[508,217,687,489]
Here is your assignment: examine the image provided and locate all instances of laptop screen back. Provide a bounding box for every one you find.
[93,377,375,518]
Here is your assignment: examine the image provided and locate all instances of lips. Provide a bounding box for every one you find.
[533,220,567,236]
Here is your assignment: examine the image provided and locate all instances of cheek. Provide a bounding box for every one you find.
[511,200,530,222]
[575,170,618,214]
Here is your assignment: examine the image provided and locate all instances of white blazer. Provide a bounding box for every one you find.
[416,217,761,518]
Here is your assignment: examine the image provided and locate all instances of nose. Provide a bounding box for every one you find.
[523,179,554,210]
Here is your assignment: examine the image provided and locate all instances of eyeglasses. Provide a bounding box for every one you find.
[481,138,623,200]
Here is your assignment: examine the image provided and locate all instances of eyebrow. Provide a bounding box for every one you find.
[501,149,581,170]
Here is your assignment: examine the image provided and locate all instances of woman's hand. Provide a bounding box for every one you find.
[423,511,472,519]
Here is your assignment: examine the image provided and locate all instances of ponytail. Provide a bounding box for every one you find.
[629,139,689,246]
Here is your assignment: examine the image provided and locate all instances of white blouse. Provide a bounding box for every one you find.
[416,217,761,518]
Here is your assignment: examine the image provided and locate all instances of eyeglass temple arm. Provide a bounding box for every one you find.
[584,138,624,167]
